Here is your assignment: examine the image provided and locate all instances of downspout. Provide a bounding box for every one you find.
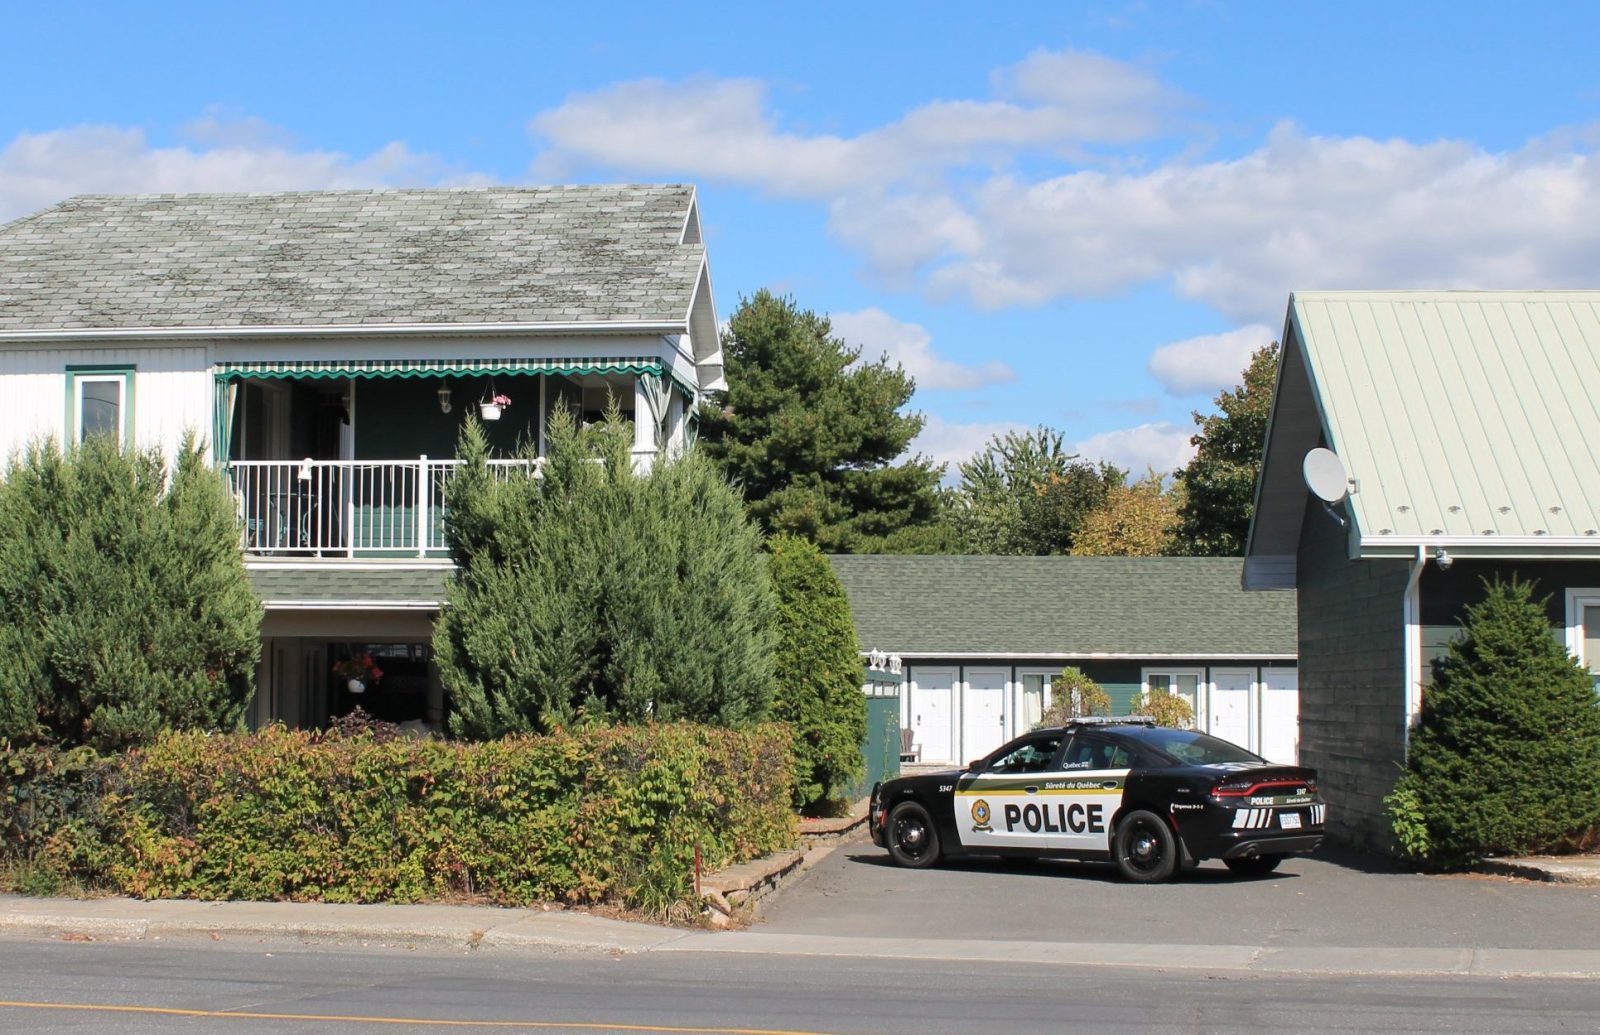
[1401,545,1426,755]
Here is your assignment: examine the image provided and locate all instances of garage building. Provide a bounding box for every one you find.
[829,555,1299,767]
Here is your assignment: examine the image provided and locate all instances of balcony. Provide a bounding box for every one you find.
[230,458,538,558]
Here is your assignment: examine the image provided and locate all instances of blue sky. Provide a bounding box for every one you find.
[5,2,1600,476]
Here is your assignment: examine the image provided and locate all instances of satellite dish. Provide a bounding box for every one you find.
[1303,448,1349,504]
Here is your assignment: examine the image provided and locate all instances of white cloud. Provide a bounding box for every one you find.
[910,414,1023,474]
[528,50,1182,199]
[1147,324,1275,396]
[532,55,1600,325]
[0,123,484,223]
[1071,421,1196,477]
[896,124,1600,318]
[832,307,1013,390]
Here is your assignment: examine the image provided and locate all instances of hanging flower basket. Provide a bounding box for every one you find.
[332,653,383,695]
[479,393,511,421]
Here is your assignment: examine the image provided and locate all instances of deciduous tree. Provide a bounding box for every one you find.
[1071,472,1180,556]
[1170,343,1279,556]
[954,426,1124,555]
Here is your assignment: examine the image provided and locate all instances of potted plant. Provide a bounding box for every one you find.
[332,652,383,694]
[479,392,511,421]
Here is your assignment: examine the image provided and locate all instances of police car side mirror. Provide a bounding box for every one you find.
[968,759,986,772]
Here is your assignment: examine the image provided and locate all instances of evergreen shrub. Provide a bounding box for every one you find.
[0,722,796,914]
[0,435,261,749]
[767,535,866,813]
[1386,578,1600,866]
[435,411,777,738]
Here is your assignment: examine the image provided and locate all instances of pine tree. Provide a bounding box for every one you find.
[1388,578,1600,866]
[436,409,777,739]
[0,434,261,749]
[768,536,866,813]
[697,291,944,553]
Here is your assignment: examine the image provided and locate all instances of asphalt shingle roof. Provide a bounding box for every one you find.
[0,186,703,333]
[827,555,1296,658]
[247,567,449,608]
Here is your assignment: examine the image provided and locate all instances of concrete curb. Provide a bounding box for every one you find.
[0,897,689,956]
[698,800,871,925]
[3,895,1599,978]
[654,932,1600,979]
[1478,856,1600,886]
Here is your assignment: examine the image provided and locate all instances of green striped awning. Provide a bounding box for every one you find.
[215,356,665,380]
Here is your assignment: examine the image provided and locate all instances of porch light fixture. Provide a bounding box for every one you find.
[1434,547,1453,571]
[437,382,453,414]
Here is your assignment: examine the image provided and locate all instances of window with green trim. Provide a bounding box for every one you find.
[66,367,134,446]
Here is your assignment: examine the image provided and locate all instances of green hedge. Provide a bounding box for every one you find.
[1,723,796,915]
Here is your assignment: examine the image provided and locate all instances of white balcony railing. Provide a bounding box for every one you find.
[229,457,539,557]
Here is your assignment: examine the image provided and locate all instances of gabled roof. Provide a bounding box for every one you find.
[1247,291,1600,588]
[0,186,706,337]
[827,555,1296,658]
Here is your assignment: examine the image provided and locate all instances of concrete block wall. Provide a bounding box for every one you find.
[1296,510,1410,850]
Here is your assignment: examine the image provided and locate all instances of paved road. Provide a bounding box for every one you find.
[759,843,1600,950]
[0,937,1595,1034]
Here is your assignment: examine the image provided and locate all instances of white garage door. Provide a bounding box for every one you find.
[1208,668,1254,751]
[1259,666,1300,764]
[909,667,955,764]
[961,668,1008,763]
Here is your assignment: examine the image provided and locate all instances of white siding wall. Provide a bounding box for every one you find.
[0,345,213,462]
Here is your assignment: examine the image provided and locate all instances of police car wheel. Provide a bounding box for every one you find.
[886,802,941,868]
[1223,854,1284,877]
[1114,810,1178,883]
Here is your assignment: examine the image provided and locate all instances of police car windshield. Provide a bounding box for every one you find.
[1137,728,1266,766]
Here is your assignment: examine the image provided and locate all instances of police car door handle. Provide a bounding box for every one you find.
[1024,785,1039,794]
[1100,781,1118,789]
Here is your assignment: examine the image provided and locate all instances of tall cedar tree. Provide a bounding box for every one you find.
[698,291,944,553]
[768,535,867,813]
[0,434,262,749]
[955,426,1124,554]
[1171,343,1279,556]
[435,410,777,739]
[1388,578,1600,866]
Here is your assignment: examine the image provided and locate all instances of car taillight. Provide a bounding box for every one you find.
[1210,778,1309,798]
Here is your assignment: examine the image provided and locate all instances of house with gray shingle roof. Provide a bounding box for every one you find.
[0,185,720,730]
[1246,290,1600,848]
[828,555,1299,767]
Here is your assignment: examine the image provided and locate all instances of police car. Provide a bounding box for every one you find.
[869,717,1325,882]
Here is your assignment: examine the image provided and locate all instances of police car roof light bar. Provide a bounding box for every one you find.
[1069,715,1157,727]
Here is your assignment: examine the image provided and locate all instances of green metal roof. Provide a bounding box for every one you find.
[1249,291,1600,586]
[826,555,1296,658]
[247,566,449,609]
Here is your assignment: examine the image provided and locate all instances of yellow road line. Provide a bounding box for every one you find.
[0,1000,848,1035]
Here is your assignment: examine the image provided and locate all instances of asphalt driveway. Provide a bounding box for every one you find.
[757,842,1600,951]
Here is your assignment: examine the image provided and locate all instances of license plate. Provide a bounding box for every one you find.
[1279,813,1302,829]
